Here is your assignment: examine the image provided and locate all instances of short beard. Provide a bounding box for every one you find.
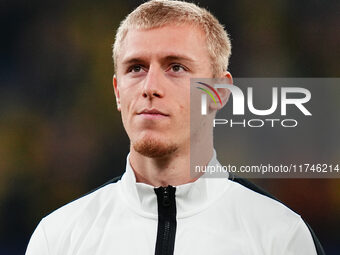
[133,135,178,158]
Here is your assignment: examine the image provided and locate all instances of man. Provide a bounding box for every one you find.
[26,0,323,254]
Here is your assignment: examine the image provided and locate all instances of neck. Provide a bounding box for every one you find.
[129,134,214,187]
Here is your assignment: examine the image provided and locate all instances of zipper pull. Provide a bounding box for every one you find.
[162,186,170,207]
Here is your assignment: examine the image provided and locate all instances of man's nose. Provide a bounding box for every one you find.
[142,65,165,99]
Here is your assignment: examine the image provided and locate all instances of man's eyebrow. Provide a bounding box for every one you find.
[163,55,195,63]
[121,54,195,66]
[121,58,147,66]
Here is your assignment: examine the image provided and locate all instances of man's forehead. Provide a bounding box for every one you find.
[123,24,205,44]
[118,24,207,64]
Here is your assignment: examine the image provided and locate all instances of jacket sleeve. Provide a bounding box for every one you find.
[25,219,50,255]
[282,219,318,255]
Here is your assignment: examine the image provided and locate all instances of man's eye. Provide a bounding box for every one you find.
[170,64,186,72]
[129,65,143,73]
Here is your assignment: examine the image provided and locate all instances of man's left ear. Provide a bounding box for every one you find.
[209,71,233,110]
[113,75,121,111]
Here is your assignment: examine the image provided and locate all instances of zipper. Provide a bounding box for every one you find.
[154,185,177,255]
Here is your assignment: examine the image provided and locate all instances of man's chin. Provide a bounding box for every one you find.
[133,136,178,158]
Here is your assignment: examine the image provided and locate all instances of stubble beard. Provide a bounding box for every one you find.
[133,134,178,158]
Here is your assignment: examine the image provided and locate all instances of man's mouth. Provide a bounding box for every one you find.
[137,108,169,119]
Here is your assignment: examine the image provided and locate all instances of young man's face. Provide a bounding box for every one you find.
[114,24,213,157]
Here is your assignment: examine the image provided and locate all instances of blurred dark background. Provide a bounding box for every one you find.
[0,0,339,254]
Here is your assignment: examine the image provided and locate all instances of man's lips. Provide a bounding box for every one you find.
[137,108,169,118]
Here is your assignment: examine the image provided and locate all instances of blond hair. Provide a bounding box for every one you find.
[112,0,231,77]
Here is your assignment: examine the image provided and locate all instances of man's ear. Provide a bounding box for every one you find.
[209,71,233,110]
[113,75,121,111]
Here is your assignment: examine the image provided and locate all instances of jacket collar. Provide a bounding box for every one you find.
[119,150,230,218]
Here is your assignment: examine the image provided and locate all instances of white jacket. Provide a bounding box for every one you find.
[26,152,318,255]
